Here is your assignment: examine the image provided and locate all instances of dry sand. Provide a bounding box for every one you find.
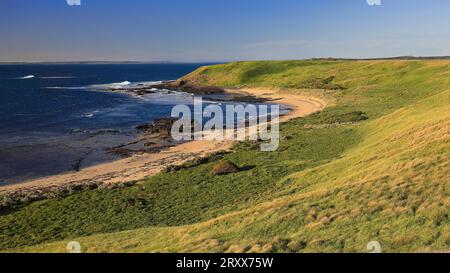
[0,88,326,192]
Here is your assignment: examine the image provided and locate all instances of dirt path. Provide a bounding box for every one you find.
[0,88,326,193]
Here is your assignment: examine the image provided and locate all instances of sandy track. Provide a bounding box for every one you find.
[0,89,326,192]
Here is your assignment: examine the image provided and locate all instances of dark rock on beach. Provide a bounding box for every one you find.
[136,117,178,139]
[134,89,157,96]
[146,117,178,139]
[108,118,184,158]
[151,80,226,95]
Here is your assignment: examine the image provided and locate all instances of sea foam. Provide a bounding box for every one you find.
[19,75,35,79]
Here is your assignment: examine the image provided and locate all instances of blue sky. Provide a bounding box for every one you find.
[1,0,450,62]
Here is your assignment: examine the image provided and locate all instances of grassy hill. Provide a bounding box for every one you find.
[1,60,449,253]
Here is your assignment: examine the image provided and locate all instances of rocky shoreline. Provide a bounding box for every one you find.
[110,80,225,96]
[101,81,276,159]
[110,80,271,103]
[106,117,183,158]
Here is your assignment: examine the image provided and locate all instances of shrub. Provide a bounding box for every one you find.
[309,111,369,125]
[211,160,239,176]
[162,151,230,173]
[288,76,346,90]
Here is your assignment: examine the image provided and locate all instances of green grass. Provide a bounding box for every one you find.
[1,59,449,253]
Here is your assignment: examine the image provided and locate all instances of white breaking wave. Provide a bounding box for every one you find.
[90,81,132,90]
[45,80,166,93]
[132,81,163,86]
[81,110,100,118]
[19,75,35,79]
[45,86,84,90]
[17,75,76,80]
[89,80,164,91]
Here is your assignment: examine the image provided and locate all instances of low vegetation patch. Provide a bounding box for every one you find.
[307,110,369,126]
[0,181,136,212]
[162,151,230,173]
[287,76,346,90]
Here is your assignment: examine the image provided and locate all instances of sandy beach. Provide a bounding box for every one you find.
[0,88,326,193]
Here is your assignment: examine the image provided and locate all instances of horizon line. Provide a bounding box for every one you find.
[2,55,450,65]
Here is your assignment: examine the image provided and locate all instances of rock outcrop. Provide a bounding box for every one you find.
[152,80,225,95]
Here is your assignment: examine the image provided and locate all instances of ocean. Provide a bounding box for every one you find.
[0,63,216,184]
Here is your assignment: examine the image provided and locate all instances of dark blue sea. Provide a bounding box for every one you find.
[0,64,215,183]
[0,64,210,137]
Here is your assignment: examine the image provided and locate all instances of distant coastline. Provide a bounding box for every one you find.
[4,55,450,65]
[0,61,222,65]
